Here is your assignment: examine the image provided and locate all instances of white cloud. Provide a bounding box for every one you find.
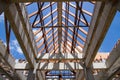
[15,59,19,63]
[10,39,23,54]
[12,39,18,45]
[33,29,44,45]
[2,40,23,55]
[32,28,37,33]
[10,46,14,50]
[3,42,7,46]
[62,3,66,9]
[16,47,23,54]
[32,28,49,46]
[33,29,42,39]
[36,31,43,39]
[0,13,4,22]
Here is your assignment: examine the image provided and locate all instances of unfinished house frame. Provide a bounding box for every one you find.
[0,0,120,80]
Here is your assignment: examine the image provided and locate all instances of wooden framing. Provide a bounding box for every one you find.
[0,0,119,80]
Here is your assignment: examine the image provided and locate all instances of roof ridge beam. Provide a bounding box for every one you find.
[58,2,62,53]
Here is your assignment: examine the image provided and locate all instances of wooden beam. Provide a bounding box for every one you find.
[28,2,55,18]
[78,1,117,80]
[62,35,82,53]
[27,69,35,80]
[33,28,42,36]
[69,28,86,42]
[33,25,88,28]
[85,0,117,67]
[58,2,62,53]
[37,52,83,61]
[44,15,57,26]
[38,35,57,54]
[69,2,92,16]
[76,70,84,80]
[48,37,58,50]
[62,28,84,48]
[62,21,88,35]
[83,2,105,59]
[83,2,105,68]
[48,37,58,52]
[15,62,107,70]
[50,43,59,54]
[36,71,45,80]
[5,3,37,68]
[10,0,105,3]
[35,28,51,43]
[62,8,90,26]
[78,27,88,35]
[34,8,57,26]
[37,29,57,50]
[15,3,38,60]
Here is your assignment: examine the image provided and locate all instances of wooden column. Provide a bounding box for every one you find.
[27,69,35,80]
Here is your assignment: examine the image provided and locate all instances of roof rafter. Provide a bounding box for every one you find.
[62,9,90,26]
[33,8,57,26]
[62,28,84,49]
[69,2,92,16]
[37,29,57,49]
[28,2,56,18]
[35,28,51,43]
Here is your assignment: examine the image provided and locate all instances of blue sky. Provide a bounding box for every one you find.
[99,11,120,52]
[0,4,120,60]
[0,13,25,59]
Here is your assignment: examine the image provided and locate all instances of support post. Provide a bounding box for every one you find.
[27,69,35,80]
[84,67,95,80]
[80,62,95,80]
[58,2,62,54]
